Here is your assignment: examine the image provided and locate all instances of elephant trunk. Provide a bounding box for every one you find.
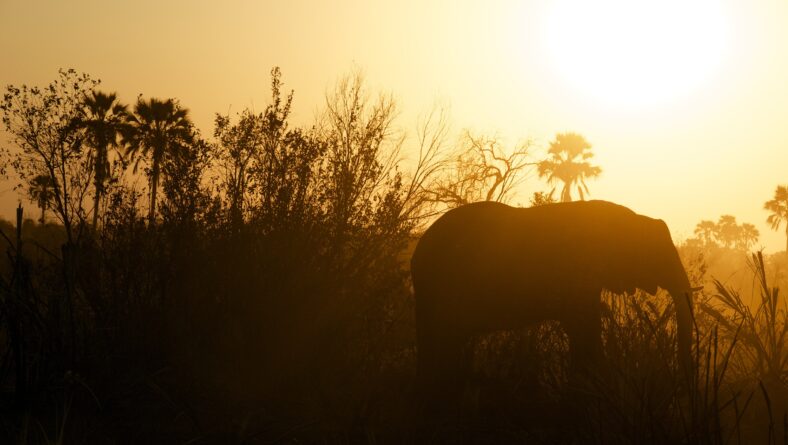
[667,264,694,381]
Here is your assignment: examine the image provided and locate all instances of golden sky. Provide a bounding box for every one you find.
[1,0,788,251]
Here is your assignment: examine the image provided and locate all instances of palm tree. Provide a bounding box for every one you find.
[74,91,128,227]
[715,215,740,249]
[29,174,53,224]
[124,98,193,224]
[764,185,788,253]
[739,223,760,251]
[537,132,602,202]
[694,220,717,247]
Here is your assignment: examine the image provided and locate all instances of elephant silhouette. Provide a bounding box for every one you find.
[411,200,694,392]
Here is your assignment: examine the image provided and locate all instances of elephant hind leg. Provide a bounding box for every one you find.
[418,333,466,384]
[417,330,469,406]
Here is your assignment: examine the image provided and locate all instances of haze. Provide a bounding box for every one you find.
[2,0,788,250]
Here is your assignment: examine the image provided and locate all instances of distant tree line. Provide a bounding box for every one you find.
[684,186,788,255]
[689,215,760,251]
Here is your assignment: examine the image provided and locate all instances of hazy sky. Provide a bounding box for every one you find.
[2,0,788,251]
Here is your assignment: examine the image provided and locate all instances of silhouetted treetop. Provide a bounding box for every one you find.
[124,97,195,225]
[765,185,788,253]
[425,131,533,208]
[73,90,129,228]
[537,132,601,203]
[1,69,99,242]
[690,214,760,251]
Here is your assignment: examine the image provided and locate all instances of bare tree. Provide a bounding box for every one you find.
[321,69,404,241]
[399,105,453,227]
[427,131,534,209]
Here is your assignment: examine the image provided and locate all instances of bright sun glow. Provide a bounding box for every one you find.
[544,0,728,108]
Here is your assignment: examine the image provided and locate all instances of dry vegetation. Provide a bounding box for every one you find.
[0,69,785,443]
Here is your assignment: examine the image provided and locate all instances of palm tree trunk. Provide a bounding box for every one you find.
[561,184,571,202]
[92,147,103,229]
[92,185,100,228]
[149,161,159,225]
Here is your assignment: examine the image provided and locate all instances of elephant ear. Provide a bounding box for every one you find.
[602,212,654,295]
[653,219,691,288]
[629,216,665,295]
[649,218,695,375]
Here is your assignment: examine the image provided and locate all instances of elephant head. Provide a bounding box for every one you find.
[411,200,695,392]
[600,213,695,375]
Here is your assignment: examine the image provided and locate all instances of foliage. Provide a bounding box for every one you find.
[704,253,787,385]
[72,91,128,227]
[765,185,788,253]
[1,68,787,444]
[214,104,263,227]
[28,174,54,224]
[1,69,98,242]
[701,252,788,442]
[690,215,760,251]
[537,132,602,202]
[529,191,557,207]
[124,97,194,224]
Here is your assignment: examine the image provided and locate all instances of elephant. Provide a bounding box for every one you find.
[410,200,694,392]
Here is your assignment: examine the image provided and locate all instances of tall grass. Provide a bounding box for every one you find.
[3,207,788,444]
[702,251,788,443]
[418,251,787,444]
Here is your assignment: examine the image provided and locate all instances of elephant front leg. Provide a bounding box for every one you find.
[558,311,605,431]
[562,303,603,380]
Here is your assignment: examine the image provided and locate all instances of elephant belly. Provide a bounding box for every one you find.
[428,270,566,333]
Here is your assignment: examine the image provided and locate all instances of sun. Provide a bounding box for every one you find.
[544,0,728,108]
